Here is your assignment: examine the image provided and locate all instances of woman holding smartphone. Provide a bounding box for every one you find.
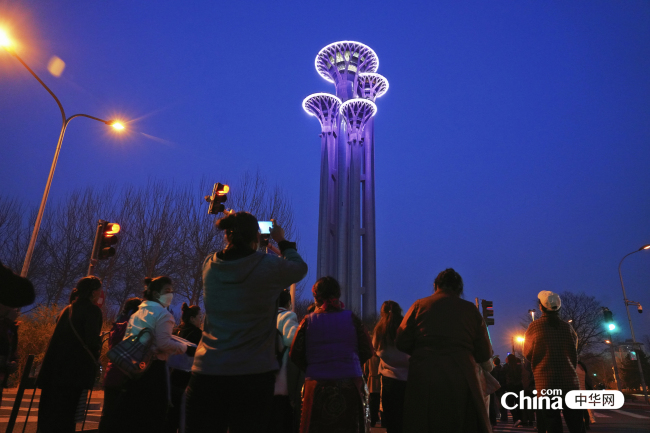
[185,212,308,433]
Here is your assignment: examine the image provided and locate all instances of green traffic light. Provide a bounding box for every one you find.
[608,323,615,331]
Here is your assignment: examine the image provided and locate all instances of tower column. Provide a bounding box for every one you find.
[362,118,377,318]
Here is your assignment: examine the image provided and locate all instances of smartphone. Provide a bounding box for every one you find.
[258,221,273,235]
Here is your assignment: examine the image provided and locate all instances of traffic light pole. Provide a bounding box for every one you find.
[607,334,622,391]
[87,220,105,276]
[618,250,649,403]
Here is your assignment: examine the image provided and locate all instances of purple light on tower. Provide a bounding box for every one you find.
[305,41,388,319]
[315,41,378,102]
[302,93,342,280]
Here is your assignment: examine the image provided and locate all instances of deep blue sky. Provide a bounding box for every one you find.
[1,1,649,358]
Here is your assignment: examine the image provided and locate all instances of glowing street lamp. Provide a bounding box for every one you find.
[0,29,12,48]
[618,244,650,403]
[1,29,126,277]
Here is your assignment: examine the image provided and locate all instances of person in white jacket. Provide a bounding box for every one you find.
[270,289,300,433]
[373,300,410,433]
[111,276,192,433]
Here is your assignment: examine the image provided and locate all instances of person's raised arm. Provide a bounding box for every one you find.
[270,219,308,285]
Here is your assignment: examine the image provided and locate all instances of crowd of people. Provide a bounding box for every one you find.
[0,211,592,433]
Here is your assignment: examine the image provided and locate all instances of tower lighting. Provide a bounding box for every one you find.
[302,93,342,133]
[356,73,389,101]
[315,41,379,84]
[339,99,376,142]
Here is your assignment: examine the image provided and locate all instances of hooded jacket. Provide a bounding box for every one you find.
[193,245,307,376]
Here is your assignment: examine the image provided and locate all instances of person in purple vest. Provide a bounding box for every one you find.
[290,276,374,433]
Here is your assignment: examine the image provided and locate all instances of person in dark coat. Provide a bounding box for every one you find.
[165,302,202,433]
[503,354,522,426]
[490,357,505,425]
[396,268,493,433]
[524,291,583,433]
[37,276,103,433]
[0,303,19,404]
[0,261,35,308]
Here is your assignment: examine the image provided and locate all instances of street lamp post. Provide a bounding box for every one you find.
[1,30,124,277]
[618,244,650,403]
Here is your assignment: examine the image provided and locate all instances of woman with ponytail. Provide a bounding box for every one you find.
[373,300,409,433]
[37,276,103,433]
[185,212,307,433]
[111,276,191,433]
[396,268,493,433]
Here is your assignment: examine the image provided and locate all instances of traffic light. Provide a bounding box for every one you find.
[603,308,616,331]
[99,222,120,259]
[481,299,494,326]
[88,220,120,276]
[205,183,229,215]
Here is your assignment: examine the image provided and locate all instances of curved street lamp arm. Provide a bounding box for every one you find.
[67,113,111,125]
[618,250,639,302]
[9,50,66,125]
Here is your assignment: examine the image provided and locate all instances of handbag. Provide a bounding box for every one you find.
[107,327,154,379]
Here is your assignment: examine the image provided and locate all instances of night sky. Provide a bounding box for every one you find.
[1,1,649,358]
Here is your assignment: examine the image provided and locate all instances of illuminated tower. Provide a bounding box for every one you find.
[302,93,342,280]
[303,41,388,319]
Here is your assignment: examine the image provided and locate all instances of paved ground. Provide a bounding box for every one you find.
[1,389,101,432]
[1,388,648,432]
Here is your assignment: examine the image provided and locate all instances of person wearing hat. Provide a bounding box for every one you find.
[523,291,583,433]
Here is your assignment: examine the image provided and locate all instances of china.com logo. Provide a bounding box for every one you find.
[501,390,624,410]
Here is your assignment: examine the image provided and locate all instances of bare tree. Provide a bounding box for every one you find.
[2,172,303,313]
[38,187,116,305]
[521,291,605,357]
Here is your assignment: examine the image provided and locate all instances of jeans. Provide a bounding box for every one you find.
[381,376,407,433]
[185,371,276,433]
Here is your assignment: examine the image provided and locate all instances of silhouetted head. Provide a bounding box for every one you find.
[181,302,201,326]
[312,276,341,305]
[70,276,102,303]
[120,297,142,318]
[374,300,404,350]
[216,212,259,250]
[143,276,173,301]
[434,268,464,296]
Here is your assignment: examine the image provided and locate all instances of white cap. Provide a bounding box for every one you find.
[538,290,561,311]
